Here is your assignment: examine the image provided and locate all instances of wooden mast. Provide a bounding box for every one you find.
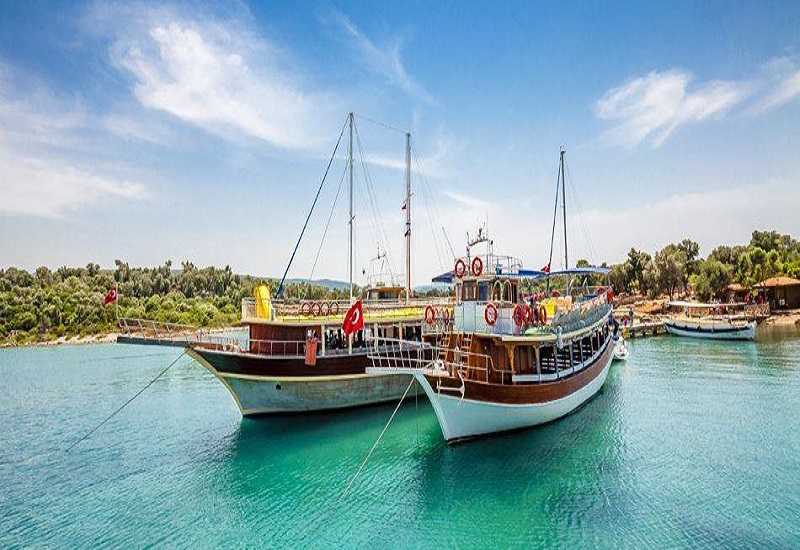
[405,132,412,305]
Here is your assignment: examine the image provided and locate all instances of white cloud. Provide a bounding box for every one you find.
[578,182,800,262]
[0,65,148,218]
[595,70,750,148]
[0,153,146,218]
[752,56,800,113]
[596,56,800,148]
[325,8,432,103]
[102,7,339,151]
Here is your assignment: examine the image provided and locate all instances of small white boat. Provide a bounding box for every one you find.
[612,336,629,361]
[663,301,756,341]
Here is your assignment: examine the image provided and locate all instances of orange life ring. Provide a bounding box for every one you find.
[471,256,483,277]
[539,305,547,324]
[300,302,312,316]
[523,305,533,325]
[512,304,524,326]
[484,303,498,326]
[454,259,467,278]
[425,305,436,325]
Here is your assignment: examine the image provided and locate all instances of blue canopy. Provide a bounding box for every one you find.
[431,268,549,284]
[547,267,610,276]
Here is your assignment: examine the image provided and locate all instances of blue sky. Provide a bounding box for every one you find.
[1,1,799,285]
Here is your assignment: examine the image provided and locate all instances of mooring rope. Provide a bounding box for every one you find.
[340,377,416,500]
[65,351,187,452]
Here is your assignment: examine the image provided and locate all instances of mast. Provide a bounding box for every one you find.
[560,147,570,294]
[405,132,412,304]
[348,112,354,303]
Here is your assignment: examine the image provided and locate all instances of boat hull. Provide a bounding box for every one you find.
[663,320,756,341]
[414,340,615,443]
[187,348,415,416]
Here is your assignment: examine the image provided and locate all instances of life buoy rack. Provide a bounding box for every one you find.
[523,305,533,325]
[512,304,524,327]
[471,256,483,277]
[425,305,436,325]
[300,302,312,316]
[539,305,548,324]
[454,259,467,279]
[485,303,498,326]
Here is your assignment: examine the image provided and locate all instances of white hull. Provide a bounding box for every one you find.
[663,321,756,341]
[414,351,614,442]
[188,350,415,415]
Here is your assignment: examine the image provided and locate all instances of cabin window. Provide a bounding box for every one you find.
[478,282,491,302]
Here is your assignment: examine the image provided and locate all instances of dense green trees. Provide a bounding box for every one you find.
[609,230,800,300]
[0,261,355,345]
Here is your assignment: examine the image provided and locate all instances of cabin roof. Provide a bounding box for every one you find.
[727,283,747,292]
[754,276,800,288]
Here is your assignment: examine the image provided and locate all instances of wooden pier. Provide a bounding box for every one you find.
[621,321,667,338]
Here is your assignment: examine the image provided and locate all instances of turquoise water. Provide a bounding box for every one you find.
[1,330,799,548]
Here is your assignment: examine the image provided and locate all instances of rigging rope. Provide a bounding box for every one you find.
[354,113,406,135]
[564,159,597,266]
[547,157,562,288]
[65,351,187,452]
[304,163,349,298]
[276,117,348,298]
[340,377,416,500]
[413,149,448,272]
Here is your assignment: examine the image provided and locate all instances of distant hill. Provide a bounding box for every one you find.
[285,278,349,290]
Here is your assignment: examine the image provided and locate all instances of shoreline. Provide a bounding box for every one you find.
[0,326,243,350]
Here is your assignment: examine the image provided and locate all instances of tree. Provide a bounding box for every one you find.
[691,259,731,301]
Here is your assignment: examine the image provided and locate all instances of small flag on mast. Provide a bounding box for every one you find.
[541,262,551,274]
[401,201,407,211]
[103,286,117,305]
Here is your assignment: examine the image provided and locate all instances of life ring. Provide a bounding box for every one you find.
[312,302,322,317]
[512,304,524,326]
[523,305,533,325]
[321,302,331,316]
[425,305,436,325]
[454,259,467,278]
[471,256,483,277]
[300,302,312,316]
[552,290,560,297]
[597,286,605,294]
[330,301,340,315]
[484,303,498,326]
[539,305,548,324]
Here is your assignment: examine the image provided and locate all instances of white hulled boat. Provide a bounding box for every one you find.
[662,301,756,341]
[367,149,617,442]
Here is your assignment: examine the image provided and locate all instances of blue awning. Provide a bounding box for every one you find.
[547,267,610,276]
[431,268,549,283]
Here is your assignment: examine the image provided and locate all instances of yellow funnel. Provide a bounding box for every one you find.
[253,285,272,319]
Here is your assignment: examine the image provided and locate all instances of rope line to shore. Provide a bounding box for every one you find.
[340,377,416,500]
[65,351,187,452]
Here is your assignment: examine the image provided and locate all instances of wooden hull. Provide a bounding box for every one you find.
[187,347,415,416]
[663,320,756,341]
[414,337,615,443]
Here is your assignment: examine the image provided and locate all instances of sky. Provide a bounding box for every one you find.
[1,0,799,286]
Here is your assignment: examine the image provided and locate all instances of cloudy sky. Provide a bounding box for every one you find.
[1,1,799,285]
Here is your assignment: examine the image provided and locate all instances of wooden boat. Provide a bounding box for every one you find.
[662,301,756,341]
[120,112,453,416]
[367,149,616,442]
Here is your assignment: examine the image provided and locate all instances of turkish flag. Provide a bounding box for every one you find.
[342,300,363,336]
[103,287,117,305]
[541,262,551,274]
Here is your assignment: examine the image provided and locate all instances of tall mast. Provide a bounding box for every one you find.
[348,112,354,302]
[560,147,570,294]
[405,132,412,305]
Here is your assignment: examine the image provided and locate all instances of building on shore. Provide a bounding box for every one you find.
[726,283,749,303]
[754,277,800,310]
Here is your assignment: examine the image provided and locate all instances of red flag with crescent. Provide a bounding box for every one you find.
[342,300,363,336]
[103,286,117,305]
[541,262,551,274]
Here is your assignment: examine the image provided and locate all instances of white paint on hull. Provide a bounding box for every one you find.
[416,351,614,442]
[663,322,756,341]
[187,349,415,416]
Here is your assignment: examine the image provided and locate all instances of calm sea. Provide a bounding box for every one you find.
[1,329,798,548]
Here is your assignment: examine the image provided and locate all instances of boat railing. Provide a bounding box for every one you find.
[118,317,200,341]
[368,336,493,383]
[241,297,452,322]
[193,335,306,356]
